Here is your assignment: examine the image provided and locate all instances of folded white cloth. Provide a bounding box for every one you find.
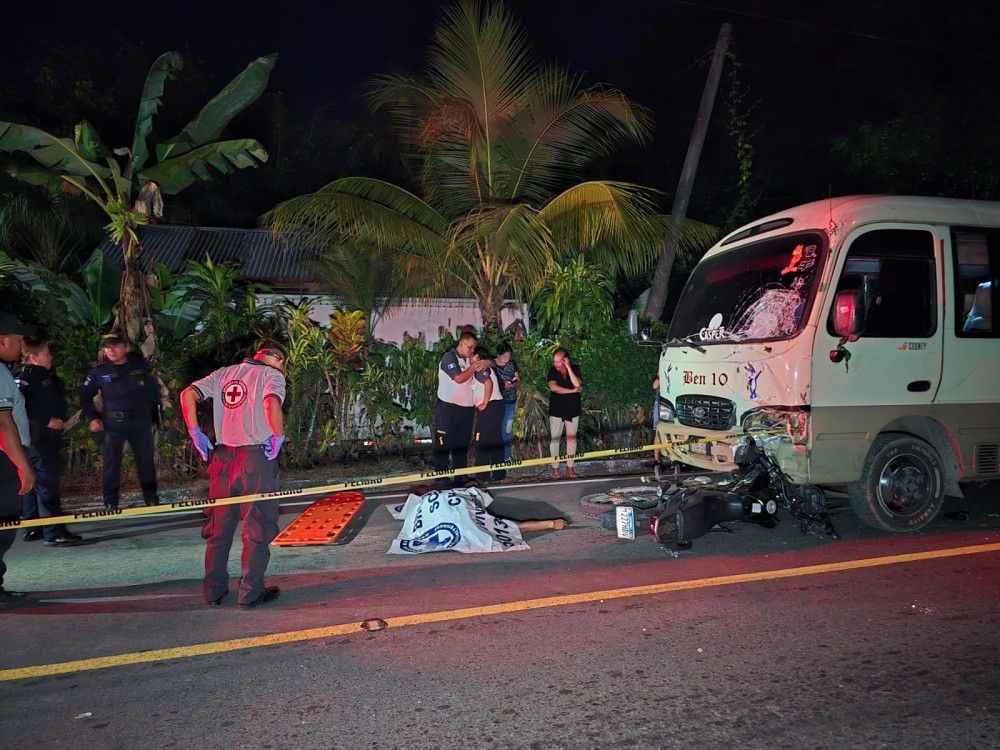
[387,487,529,554]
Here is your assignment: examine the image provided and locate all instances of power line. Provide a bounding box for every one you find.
[662,0,957,54]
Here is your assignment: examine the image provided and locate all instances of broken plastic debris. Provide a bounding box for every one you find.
[75,713,92,719]
[360,618,388,632]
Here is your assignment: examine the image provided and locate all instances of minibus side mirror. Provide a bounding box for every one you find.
[832,289,865,341]
[628,309,655,343]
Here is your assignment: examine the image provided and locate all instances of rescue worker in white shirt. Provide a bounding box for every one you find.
[180,346,286,609]
[432,331,489,482]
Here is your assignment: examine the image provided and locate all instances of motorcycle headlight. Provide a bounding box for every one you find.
[658,398,676,423]
[740,406,809,444]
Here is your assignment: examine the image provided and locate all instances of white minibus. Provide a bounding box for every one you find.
[641,195,999,531]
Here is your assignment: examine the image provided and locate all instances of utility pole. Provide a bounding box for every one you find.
[643,22,733,322]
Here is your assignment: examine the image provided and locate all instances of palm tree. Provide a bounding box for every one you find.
[0,52,276,346]
[0,184,104,273]
[304,242,434,334]
[263,1,714,328]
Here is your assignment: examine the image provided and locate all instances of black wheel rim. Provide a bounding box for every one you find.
[876,451,935,519]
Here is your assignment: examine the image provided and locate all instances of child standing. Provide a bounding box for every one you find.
[494,343,521,461]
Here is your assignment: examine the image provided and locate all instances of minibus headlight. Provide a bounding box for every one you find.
[658,398,676,423]
[740,407,809,443]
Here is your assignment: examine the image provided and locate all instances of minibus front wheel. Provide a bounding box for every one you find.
[848,434,945,532]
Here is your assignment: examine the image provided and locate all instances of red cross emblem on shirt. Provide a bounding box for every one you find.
[222,380,248,408]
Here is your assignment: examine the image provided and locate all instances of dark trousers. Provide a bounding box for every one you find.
[432,400,475,474]
[0,452,23,590]
[101,417,158,507]
[20,442,69,542]
[204,445,280,606]
[474,400,507,481]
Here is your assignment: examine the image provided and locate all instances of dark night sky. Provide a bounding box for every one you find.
[8,0,992,116]
[4,0,1000,213]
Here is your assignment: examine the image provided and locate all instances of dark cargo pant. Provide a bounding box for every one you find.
[203,444,280,606]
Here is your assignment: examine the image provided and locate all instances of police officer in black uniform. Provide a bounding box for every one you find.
[15,337,82,546]
[80,333,162,509]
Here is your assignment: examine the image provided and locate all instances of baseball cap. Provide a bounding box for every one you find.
[0,312,36,336]
[100,333,127,346]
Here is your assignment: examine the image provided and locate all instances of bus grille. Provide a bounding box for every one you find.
[974,443,1000,474]
[676,395,735,431]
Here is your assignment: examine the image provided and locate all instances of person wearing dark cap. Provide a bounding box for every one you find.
[0,313,37,604]
[180,346,287,608]
[80,332,163,509]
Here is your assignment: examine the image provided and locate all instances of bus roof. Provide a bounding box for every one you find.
[714,195,1000,254]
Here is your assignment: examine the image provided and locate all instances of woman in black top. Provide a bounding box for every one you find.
[547,348,582,479]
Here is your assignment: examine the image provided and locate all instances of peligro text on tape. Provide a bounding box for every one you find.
[6,428,786,530]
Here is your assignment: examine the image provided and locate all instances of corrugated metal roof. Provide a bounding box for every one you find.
[99,224,319,289]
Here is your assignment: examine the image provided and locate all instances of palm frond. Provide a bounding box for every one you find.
[507,70,653,202]
[262,177,450,259]
[538,181,664,275]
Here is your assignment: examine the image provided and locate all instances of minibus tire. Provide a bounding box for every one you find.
[848,434,945,532]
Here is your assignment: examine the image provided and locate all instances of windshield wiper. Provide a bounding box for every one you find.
[663,335,707,354]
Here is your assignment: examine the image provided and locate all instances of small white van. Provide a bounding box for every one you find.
[644,195,999,532]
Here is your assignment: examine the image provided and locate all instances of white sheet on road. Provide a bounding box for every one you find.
[386,487,530,554]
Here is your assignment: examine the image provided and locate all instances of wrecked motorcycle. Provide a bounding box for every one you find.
[650,438,839,550]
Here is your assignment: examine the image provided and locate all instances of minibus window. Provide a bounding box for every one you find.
[954,229,998,336]
[669,231,826,344]
[827,229,936,338]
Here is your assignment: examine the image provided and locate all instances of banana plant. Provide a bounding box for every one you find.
[0,51,276,347]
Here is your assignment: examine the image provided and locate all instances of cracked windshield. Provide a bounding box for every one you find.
[669,231,827,344]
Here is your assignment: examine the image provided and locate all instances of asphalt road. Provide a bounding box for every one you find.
[2,469,999,749]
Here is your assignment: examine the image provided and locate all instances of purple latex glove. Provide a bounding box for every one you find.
[263,434,286,461]
[188,427,214,461]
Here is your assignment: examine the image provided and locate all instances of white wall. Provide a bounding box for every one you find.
[258,295,529,346]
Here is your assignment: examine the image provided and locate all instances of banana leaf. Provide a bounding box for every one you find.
[0,250,94,325]
[156,54,276,162]
[130,52,183,176]
[155,279,203,339]
[80,247,121,326]
[74,120,109,163]
[140,139,268,195]
[0,122,104,177]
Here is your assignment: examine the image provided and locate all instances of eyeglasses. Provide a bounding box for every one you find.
[265,350,285,362]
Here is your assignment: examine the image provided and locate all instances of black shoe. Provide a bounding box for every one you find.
[239,587,281,609]
[22,529,43,542]
[207,592,228,606]
[104,504,119,511]
[144,499,161,506]
[0,589,28,605]
[44,533,83,547]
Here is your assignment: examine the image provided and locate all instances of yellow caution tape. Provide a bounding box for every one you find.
[5,428,786,530]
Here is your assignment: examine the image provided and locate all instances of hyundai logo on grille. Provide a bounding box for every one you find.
[676,394,735,430]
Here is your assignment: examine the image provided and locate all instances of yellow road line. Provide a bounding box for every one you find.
[3,540,998,682]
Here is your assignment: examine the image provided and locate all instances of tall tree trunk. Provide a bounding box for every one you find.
[644,22,732,323]
[114,233,148,344]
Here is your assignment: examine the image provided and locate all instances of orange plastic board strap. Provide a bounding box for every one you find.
[271,491,366,546]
